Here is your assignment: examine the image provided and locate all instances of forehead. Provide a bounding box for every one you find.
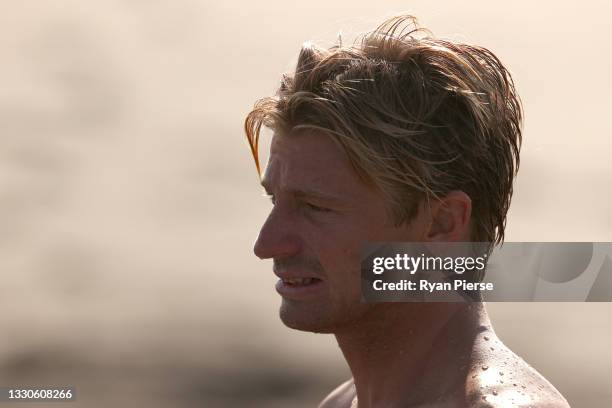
[263,132,366,196]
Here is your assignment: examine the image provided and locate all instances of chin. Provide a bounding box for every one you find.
[278,299,338,333]
[278,299,365,334]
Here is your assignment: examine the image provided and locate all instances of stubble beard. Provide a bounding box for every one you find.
[278,296,373,334]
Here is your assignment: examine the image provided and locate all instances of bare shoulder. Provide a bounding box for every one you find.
[467,336,571,407]
[318,378,355,408]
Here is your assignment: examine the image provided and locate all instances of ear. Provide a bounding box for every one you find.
[424,191,472,242]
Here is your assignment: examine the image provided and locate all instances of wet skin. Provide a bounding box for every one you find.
[254,131,570,408]
[319,317,571,408]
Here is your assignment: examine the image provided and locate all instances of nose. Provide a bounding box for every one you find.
[253,207,302,260]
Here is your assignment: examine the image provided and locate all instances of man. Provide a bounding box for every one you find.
[244,15,570,407]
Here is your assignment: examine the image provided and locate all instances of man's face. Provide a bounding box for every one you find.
[254,132,421,333]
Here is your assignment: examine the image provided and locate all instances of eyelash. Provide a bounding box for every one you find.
[302,202,331,213]
[265,195,331,213]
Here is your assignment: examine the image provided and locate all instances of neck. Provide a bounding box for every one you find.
[334,302,490,408]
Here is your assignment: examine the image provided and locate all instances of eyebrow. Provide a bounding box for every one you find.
[260,180,346,203]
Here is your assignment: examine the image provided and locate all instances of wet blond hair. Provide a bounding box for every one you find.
[244,15,522,245]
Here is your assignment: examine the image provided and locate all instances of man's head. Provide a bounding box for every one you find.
[244,15,522,333]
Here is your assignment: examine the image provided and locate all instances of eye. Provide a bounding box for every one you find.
[303,202,331,213]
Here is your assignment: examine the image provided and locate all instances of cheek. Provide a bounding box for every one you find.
[315,234,364,290]
[316,227,362,258]
[304,219,363,253]
[303,216,384,281]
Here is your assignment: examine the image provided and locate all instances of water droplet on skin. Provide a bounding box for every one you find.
[492,390,498,396]
[513,383,517,387]
[499,372,504,376]
[522,385,526,389]
[490,347,495,351]
[482,365,489,370]
[484,336,490,341]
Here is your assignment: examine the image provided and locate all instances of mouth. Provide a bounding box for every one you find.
[281,277,321,286]
[275,276,324,299]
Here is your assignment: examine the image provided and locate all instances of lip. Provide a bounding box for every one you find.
[275,278,325,300]
[274,272,325,300]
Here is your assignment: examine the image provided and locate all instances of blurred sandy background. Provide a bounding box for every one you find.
[0,1,610,407]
